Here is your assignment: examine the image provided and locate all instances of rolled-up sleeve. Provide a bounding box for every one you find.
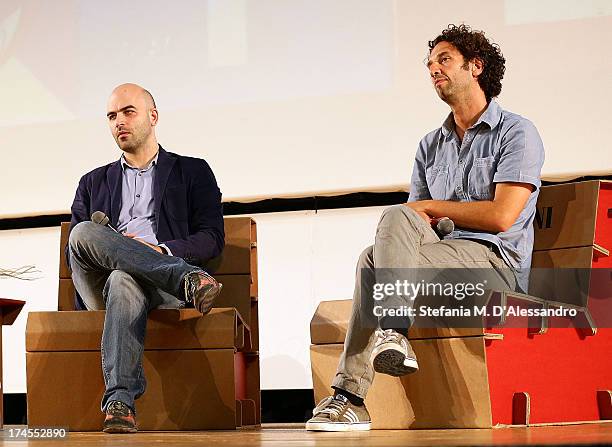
[408,140,432,202]
[493,119,545,190]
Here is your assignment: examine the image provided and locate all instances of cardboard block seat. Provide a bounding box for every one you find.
[310,181,612,428]
[26,217,260,431]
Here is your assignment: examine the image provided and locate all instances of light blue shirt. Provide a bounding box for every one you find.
[117,153,159,246]
[408,100,545,293]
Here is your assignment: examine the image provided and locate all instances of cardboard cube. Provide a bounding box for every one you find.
[310,180,612,428]
[27,217,261,430]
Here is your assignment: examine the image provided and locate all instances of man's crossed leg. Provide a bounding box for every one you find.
[68,221,222,432]
[306,206,516,431]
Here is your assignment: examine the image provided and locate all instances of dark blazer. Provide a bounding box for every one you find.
[69,145,225,267]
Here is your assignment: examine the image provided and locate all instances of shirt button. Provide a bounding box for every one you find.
[136,194,141,198]
[138,173,142,176]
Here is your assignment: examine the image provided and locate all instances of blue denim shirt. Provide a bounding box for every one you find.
[408,101,545,292]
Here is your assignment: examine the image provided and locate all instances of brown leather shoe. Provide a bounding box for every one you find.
[184,270,222,315]
[103,400,137,433]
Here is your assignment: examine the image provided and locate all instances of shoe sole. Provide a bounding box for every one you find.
[372,345,418,377]
[103,426,138,433]
[103,421,137,433]
[305,421,371,431]
[196,283,223,315]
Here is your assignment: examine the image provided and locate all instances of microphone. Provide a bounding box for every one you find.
[91,211,119,233]
[431,217,454,237]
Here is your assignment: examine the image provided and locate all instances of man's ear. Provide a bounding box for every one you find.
[149,108,158,126]
[471,58,484,78]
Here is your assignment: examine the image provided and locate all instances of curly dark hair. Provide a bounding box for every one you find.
[428,24,506,102]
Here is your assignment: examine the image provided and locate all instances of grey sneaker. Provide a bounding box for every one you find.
[183,270,222,315]
[305,394,371,431]
[370,328,419,376]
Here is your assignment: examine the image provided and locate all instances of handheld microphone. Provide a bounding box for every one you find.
[431,217,454,237]
[91,211,119,233]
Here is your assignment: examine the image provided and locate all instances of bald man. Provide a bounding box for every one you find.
[67,84,225,433]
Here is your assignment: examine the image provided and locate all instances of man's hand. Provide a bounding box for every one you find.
[404,201,433,224]
[124,233,164,254]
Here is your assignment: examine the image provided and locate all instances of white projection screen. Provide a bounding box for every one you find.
[1,0,611,218]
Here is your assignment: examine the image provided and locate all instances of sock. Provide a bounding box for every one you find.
[332,387,364,406]
[379,316,409,337]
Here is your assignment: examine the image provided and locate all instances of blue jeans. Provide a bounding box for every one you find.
[68,221,198,412]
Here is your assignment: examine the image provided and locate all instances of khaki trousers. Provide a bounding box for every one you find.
[332,205,516,398]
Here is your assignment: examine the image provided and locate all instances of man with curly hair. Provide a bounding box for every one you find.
[307,24,544,431]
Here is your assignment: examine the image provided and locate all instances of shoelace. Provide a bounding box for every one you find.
[184,272,199,303]
[318,400,346,418]
[107,401,130,416]
[376,329,408,351]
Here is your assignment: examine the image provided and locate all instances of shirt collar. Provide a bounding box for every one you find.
[120,151,159,171]
[477,100,502,130]
[440,100,502,137]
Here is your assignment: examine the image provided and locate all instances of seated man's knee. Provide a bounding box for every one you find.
[68,221,99,250]
[378,204,423,231]
[379,205,409,227]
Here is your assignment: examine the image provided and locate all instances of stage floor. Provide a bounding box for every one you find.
[2,422,612,446]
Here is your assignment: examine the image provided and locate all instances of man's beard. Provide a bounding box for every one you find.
[436,80,468,105]
[116,129,147,152]
[436,84,452,103]
[117,139,138,152]
[436,67,471,103]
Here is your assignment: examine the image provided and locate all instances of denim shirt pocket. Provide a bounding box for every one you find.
[468,156,495,199]
[425,164,449,200]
